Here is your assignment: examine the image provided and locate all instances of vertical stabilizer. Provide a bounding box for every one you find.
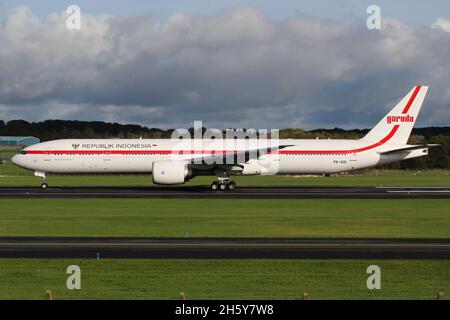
[362,85,428,145]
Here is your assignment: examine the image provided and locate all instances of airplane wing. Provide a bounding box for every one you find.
[377,144,440,155]
[187,145,292,165]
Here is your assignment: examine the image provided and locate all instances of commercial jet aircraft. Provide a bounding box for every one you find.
[12,86,437,191]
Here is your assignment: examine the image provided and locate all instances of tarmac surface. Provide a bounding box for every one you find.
[0,186,449,199]
[0,237,449,259]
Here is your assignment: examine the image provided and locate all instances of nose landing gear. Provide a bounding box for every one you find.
[35,171,48,190]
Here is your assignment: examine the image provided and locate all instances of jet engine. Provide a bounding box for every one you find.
[152,161,192,185]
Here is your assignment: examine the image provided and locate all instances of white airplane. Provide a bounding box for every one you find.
[12,85,437,191]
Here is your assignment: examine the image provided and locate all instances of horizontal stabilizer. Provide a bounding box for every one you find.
[377,144,440,155]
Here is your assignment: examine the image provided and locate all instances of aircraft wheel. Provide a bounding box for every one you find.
[227,181,236,191]
[211,181,219,191]
[219,183,227,191]
[40,183,48,190]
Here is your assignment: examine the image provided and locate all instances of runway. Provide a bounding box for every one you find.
[0,237,449,259]
[0,186,449,199]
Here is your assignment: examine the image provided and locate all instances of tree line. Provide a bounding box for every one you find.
[0,119,449,169]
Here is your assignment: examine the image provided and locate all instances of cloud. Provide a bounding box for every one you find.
[0,6,449,129]
[431,17,450,32]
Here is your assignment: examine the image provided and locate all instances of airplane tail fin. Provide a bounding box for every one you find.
[362,85,429,145]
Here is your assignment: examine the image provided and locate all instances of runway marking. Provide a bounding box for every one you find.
[377,186,450,189]
[1,237,448,259]
[387,190,450,193]
[0,186,449,199]
[1,242,449,248]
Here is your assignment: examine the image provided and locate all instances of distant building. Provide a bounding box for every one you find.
[0,136,40,147]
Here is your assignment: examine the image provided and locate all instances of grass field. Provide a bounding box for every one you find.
[0,259,448,299]
[0,199,448,238]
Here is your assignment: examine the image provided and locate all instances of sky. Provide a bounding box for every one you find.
[2,0,449,26]
[0,1,449,130]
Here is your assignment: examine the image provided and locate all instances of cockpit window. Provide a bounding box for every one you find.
[20,151,27,155]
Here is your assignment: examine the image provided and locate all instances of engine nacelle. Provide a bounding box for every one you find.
[152,161,190,185]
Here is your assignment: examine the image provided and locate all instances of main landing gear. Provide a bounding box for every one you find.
[210,169,236,192]
[210,179,237,192]
[35,171,48,190]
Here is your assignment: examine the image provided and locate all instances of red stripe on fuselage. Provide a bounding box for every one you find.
[26,150,239,155]
[24,125,400,156]
[278,125,400,154]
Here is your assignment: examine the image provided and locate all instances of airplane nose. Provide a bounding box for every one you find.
[11,154,24,167]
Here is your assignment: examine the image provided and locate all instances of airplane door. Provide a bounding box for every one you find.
[348,152,357,170]
[102,150,111,172]
[44,151,51,162]
[103,150,111,161]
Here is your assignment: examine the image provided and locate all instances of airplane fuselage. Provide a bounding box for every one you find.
[12,137,425,175]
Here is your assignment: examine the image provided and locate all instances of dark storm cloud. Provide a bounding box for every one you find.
[0,6,449,129]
